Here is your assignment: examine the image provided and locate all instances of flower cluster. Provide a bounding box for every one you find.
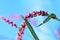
[16,22,26,40]
[0,10,48,40]
[1,17,18,28]
[24,10,48,19]
[0,16,26,40]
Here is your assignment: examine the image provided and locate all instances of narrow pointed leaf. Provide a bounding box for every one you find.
[21,16,39,40]
[37,13,60,27]
[54,17,60,21]
[37,15,51,27]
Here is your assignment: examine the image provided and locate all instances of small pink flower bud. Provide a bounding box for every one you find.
[13,24,17,28]
[24,15,28,20]
[21,22,26,28]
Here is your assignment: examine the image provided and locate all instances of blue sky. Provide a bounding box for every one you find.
[0,0,60,40]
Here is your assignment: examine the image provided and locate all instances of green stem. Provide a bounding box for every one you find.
[22,16,39,40]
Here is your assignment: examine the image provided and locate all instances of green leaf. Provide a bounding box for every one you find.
[37,15,51,27]
[50,13,60,21]
[21,16,39,40]
[37,13,60,27]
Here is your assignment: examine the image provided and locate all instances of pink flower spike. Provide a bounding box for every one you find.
[27,13,32,18]
[16,36,22,40]
[29,13,33,18]
[35,11,40,16]
[41,11,44,15]
[16,22,26,40]
[1,17,18,28]
[1,17,7,21]
[32,11,36,17]
[21,22,26,28]
[13,24,17,28]
[24,15,28,20]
